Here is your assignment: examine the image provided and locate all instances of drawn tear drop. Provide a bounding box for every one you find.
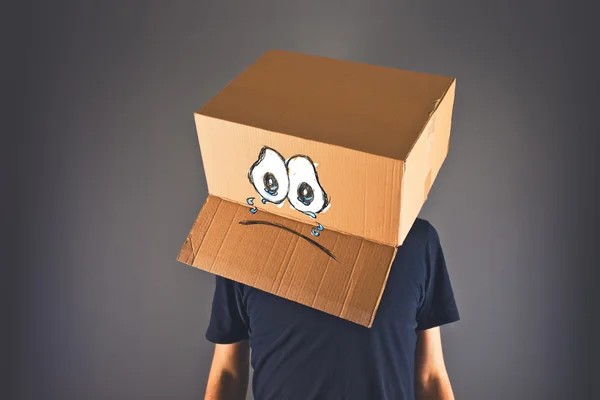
[246,198,258,213]
[303,211,317,219]
[316,223,323,231]
[261,198,267,204]
[311,228,320,237]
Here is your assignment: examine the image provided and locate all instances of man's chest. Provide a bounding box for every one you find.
[241,248,425,333]
[374,252,424,329]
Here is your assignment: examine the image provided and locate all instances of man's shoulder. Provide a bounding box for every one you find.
[403,218,444,251]
[409,217,436,239]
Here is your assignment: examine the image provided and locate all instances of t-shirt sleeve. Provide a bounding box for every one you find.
[416,223,460,331]
[205,275,250,344]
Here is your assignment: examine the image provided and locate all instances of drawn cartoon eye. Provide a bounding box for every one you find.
[263,172,279,196]
[248,147,290,204]
[286,155,329,216]
[297,182,314,205]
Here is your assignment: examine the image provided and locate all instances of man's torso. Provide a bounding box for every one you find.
[237,218,435,400]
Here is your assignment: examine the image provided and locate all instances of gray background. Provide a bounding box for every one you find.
[11,1,599,399]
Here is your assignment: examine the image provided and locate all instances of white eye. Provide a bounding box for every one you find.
[248,147,290,204]
[286,155,329,217]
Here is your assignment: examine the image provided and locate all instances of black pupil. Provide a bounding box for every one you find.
[263,172,279,195]
[297,182,314,205]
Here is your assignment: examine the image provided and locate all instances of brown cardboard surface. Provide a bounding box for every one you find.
[178,50,456,326]
[193,50,455,246]
[195,114,404,247]
[199,49,454,161]
[398,80,456,243]
[178,195,397,328]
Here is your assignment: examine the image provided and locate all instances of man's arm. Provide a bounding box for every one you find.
[414,327,455,400]
[204,340,250,400]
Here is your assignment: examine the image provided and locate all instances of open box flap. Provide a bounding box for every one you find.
[178,195,397,327]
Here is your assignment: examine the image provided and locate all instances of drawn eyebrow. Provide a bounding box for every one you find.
[238,220,337,261]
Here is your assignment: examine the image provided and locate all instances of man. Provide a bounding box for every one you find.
[203,218,459,400]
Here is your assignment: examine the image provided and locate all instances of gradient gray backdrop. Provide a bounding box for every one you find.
[12,1,599,399]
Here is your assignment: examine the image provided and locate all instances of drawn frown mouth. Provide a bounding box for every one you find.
[238,220,337,261]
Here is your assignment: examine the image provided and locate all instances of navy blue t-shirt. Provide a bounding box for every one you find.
[205,218,459,400]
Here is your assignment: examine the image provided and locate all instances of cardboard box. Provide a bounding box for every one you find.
[177,50,456,327]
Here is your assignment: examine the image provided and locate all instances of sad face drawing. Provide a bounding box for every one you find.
[248,146,330,215]
[242,146,335,259]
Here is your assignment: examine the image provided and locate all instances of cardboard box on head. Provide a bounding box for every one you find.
[177,50,456,328]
